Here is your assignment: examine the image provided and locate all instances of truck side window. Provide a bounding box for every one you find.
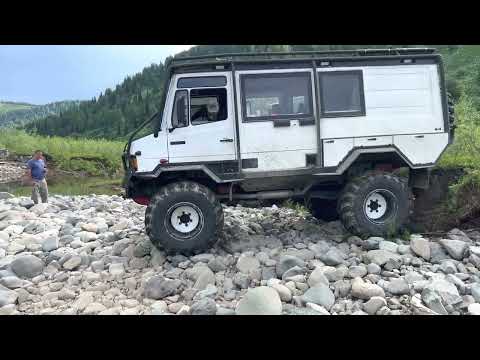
[318,70,366,117]
[190,88,228,125]
[172,90,189,128]
[241,72,313,122]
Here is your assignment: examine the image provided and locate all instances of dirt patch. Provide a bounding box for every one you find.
[410,167,467,232]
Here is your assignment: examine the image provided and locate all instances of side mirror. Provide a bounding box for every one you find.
[153,113,162,138]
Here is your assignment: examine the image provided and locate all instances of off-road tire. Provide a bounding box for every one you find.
[337,171,413,237]
[145,181,224,255]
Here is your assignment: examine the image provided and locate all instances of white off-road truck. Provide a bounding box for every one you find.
[122,48,455,254]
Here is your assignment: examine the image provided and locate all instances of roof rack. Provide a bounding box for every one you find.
[167,48,437,68]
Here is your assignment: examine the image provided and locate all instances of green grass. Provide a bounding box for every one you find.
[0,101,34,114]
[0,129,124,176]
[281,199,310,217]
[437,95,480,223]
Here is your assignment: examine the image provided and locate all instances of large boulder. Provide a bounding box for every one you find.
[421,287,447,315]
[429,242,450,264]
[10,255,44,279]
[470,283,480,302]
[301,284,335,310]
[236,255,261,274]
[423,279,462,307]
[308,267,330,287]
[193,267,216,290]
[190,298,217,315]
[439,239,468,260]
[384,278,410,295]
[351,277,385,300]
[143,276,182,300]
[362,296,387,315]
[236,286,282,315]
[0,287,18,307]
[275,255,305,278]
[365,250,402,267]
[447,228,472,243]
[410,237,431,260]
[468,303,480,315]
[320,248,345,266]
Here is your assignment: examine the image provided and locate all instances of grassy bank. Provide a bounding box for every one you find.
[0,129,124,176]
[1,176,123,197]
[437,96,480,225]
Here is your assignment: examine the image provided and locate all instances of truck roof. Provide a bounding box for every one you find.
[167,48,439,72]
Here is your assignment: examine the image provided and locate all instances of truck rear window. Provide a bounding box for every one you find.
[318,70,366,117]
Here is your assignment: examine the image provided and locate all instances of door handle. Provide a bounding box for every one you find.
[325,140,334,144]
[414,135,424,139]
[220,138,233,143]
[170,141,186,145]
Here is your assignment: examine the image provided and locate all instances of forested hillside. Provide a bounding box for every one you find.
[0,101,33,114]
[0,100,80,128]
[23,45,469,139]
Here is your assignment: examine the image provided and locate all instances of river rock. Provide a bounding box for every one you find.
[470,283,480,302]
[439,239,468,260]
[379,241,399,253]
[385,278,410,295]
[42,236,59,252]
[351,277,385,300]
[236,286,282,315]
[276,255,305,278]
[63,256,82,271]
[193,267,216,290]
[308,267,330,287]
[362,296,387,315]
[10,255,44,279]
[430,242,450,264]
[447,228,472,243]
[421,287,448,314]
[0,287,18,306]
[144,276,182,300]
[423,279,462,306]
[410,237,430,260]
[365,249,402,266]
[236,255,261,274]
[468,303,480,315]
[301,284,335,310]
[320,248,345,266]
[348,265,367,278]
[190,298,217,315]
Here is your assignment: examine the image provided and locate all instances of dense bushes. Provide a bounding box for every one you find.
[438,96,480,224]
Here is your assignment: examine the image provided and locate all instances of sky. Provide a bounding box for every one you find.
[0,45,194,105]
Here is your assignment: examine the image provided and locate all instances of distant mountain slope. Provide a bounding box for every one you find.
[23,45,463,139]
[0,101,34,114]
[0,100,80,128]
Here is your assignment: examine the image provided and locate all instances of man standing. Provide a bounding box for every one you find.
[26,150,48,204]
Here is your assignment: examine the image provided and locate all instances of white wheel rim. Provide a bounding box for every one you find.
[364,191,388,220]
[170,205,200,233]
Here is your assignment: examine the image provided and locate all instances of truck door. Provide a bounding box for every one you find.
[236,69,318,172]
[167,73,237,164]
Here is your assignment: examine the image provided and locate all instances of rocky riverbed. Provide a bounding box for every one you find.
[1,192,480,315]
[0,162,25,184]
